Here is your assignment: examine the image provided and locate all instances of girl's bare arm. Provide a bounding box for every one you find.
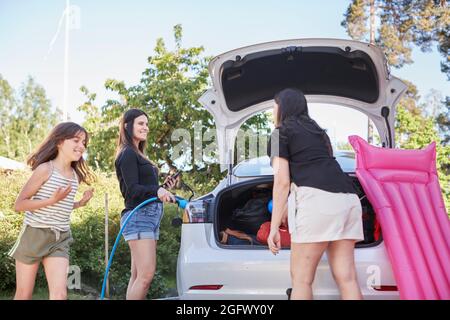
[14,163,71,212]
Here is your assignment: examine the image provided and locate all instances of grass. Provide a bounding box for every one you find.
[0,279,178,300]
[0,287,95,300]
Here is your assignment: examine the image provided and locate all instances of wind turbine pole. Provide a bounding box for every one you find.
[63,0,70,122]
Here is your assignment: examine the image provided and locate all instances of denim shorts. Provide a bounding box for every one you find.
[120,202,164,241]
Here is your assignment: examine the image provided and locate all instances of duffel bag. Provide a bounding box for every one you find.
[256,221,291,247]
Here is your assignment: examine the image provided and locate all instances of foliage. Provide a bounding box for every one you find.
[395,105,450,210]
[78,25,223,191]
[0,75,60,161]
[341,0,368,40]
[342,0,449,73]
[436,96,450,145]
[78,25,271,194]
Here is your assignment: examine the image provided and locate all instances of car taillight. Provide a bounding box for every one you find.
[189,285,223,290]
[182,200,208,223]
[372,285,398,291]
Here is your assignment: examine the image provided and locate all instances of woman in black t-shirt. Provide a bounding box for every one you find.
[114,108,177,300]
[267,88,364,300]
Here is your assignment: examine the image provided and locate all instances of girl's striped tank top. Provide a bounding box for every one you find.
[24,161,79,232]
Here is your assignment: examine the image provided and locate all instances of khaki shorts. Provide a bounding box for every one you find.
[8,225,73,265]
[289,185,364,243]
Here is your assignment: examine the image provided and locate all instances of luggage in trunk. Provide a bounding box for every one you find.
[215,177,381,248]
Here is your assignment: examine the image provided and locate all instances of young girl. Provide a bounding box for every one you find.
[9,122,95,300]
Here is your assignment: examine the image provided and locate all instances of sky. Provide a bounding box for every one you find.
[0,0,448,145]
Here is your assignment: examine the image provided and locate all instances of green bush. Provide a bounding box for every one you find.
[0,170,27,292]
[0,170,184,299]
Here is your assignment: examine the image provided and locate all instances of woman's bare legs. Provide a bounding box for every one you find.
[327,240,363,300]
[290,242,329,300]
[126,256,137,299]
[126,239,156,300]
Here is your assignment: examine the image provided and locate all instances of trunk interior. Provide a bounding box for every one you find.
[214,176,382,249]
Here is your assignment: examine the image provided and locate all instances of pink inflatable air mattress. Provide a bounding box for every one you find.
[349,135,450,300]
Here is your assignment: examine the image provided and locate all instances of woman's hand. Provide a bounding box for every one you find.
[162,175,177,190]
[79,188,94,207]
[267,227,281,255]
[49,185,72,204]
[157,187,176,203]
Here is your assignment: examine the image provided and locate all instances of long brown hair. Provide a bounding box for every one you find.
[115,109,157,167]
[27,122,95,185]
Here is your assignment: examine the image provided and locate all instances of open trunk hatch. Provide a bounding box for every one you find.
[221,46,379,111]
[199,39,407,171]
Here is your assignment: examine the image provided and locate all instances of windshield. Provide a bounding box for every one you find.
[233,152,356,177]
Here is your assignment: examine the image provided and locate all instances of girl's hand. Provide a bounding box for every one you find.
[267,228,281,255]
[79,188,94,207]
[50,185,72,204]
[157,187,176,203]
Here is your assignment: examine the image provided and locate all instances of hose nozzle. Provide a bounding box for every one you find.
[175,196,187,209]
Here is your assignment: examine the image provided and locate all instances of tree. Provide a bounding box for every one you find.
[341,0,369,41]
[0,75,60,161]
[80,25,272,194]
[342,0,449,73]
[436,96,449,145]
[395,105,450,209]
[77,86,112,172]
[79,25,218,193]
[400,80,423,115]
[0,75,16,158]
[421,89,449,148]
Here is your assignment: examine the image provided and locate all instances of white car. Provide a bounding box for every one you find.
[176,38,408,300]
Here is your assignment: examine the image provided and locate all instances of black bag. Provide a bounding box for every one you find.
[230,197,271,234]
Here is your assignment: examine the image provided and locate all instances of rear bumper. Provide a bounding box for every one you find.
[177,224,399,300]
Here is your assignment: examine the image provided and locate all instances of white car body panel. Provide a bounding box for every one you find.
[177,224,398,300]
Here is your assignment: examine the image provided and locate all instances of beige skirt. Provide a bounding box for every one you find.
[288,183,364,243]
